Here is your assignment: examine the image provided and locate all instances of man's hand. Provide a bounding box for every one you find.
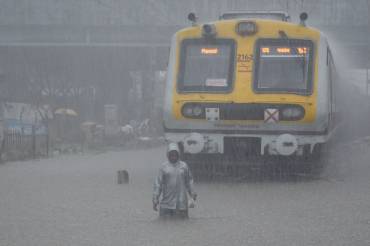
[192,193,197,201]
[153,202,158,211]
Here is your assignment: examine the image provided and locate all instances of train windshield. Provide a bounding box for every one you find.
[254,39,314,94]
[178,39,235,92]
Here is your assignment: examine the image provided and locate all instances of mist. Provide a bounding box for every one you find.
[0,1,370,246]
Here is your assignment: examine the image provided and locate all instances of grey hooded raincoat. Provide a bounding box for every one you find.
[153,143,196,210]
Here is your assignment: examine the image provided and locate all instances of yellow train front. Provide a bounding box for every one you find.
[163,12,338,168]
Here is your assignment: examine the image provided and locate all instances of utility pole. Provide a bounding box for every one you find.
[367,68,369,96]
[286,0,289,12]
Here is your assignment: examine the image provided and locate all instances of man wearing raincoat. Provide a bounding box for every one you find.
[153,143,197,218]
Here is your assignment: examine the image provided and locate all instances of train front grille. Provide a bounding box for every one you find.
[224,137,261,158]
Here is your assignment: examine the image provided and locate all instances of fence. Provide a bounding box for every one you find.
[2,127,49,161]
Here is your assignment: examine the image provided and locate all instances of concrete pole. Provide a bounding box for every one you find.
[286,0,289,13]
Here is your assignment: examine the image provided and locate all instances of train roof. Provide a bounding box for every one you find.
[178,19,321,37]
[219,11,290,22]
[178,12,324,41]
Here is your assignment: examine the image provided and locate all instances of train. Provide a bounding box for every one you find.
[163,11,339,174]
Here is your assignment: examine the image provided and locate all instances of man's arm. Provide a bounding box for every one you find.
[153,168,163,208]
[185,164,197,200]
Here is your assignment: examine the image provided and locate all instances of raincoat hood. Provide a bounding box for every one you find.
[167,142,180,155]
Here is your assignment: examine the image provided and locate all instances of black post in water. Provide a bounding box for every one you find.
[117,170,129,184]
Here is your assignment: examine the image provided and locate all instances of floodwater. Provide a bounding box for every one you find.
[1,143,370,246]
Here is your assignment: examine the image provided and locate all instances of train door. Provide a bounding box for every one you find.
[327,47,336,130]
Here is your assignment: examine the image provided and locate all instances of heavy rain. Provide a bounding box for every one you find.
[0,1,370,245]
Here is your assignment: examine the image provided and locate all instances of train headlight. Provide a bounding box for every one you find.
[281,107,305,120]
[182,106,193,117]
[193,105,203,117]
[202,24,217,38]
[236,21,257,36]
[182,104,204,118]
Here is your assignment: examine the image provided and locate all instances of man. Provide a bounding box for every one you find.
[153,143,197,219]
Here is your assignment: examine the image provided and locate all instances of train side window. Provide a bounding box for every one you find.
[327,47,330,66]
[327,47,336,113]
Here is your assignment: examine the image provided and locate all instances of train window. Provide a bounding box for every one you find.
[177,39,235,92]
[254,39,314,94]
